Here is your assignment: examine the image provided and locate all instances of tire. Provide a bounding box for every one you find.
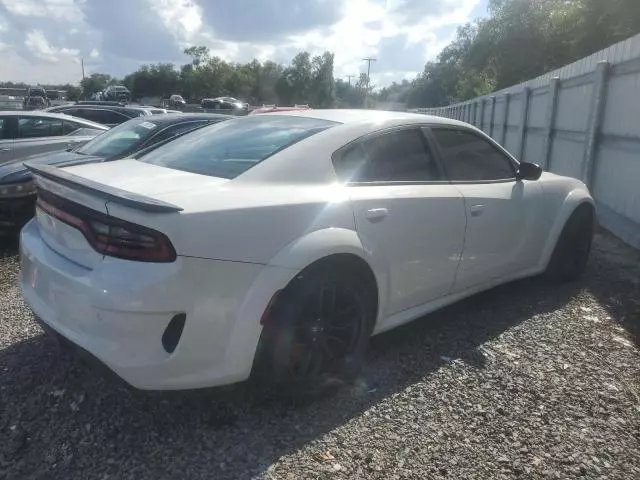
[254,262,376,396]
[546,204,595,282]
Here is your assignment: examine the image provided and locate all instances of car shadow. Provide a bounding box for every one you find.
[0,235,18,258]
[583,230,640,348]
[1,231,637,479]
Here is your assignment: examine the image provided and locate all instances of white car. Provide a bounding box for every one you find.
[19,110,595,392]
[0,111,108,163]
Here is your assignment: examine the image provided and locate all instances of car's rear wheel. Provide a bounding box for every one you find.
[546,204,595,282]
[255,261,376,395]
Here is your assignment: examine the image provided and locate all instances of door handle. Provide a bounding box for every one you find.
[0,148,10,153]
[469,204,484,217]
[365,208,389,222]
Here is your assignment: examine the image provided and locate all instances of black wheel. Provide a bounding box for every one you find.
[255,262,376,395]
[546,205,595,282]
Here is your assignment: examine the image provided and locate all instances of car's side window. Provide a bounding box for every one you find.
[18,117,64,138]
[334,128,441,183]
[63,120,84,135]
[149,121,208,145]
[430,128,516,181]
[76,109,128,125]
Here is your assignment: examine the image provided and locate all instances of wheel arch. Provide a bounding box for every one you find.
[540,189,596,268]
[267,227,388,325]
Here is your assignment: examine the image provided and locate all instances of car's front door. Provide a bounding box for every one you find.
[427,127,545,291]
[334,126,467,322]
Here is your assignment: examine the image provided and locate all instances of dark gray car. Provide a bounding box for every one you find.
[0,113,230,234]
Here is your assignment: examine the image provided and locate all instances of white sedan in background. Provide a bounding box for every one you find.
[20,110,595,393]
[0,111,108,163]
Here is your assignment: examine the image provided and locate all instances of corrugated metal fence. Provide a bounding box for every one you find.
[412,33,640,249]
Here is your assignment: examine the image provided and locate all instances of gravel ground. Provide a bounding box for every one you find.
[1,230,639,480]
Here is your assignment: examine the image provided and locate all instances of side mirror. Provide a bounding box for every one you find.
[516,162,542,181]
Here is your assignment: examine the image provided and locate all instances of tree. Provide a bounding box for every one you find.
[124,63,180,100]
[335,79,364,108]
[80,73,118,98]
[309,52,336,107]
[183,46,210,68]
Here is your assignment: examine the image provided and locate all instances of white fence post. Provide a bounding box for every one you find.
[489,96,496,138]
[518,87,531,160]
[501,93,510,146]
[582,61,610,190]
[543,77,560,170]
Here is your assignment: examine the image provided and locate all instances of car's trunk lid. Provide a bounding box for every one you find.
[26,160,227,267]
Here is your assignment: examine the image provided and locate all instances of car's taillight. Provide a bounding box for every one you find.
[36,192,176,263]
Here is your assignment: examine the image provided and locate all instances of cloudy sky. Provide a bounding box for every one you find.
[0,0,488,88]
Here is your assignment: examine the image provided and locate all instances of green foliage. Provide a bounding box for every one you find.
[401,0,640,107]
[80,73,121,97]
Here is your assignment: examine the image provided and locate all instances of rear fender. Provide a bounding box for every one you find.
[229,228,389,382]
[540,189,595,268]
[267,227,390,325]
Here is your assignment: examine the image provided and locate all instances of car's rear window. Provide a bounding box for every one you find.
[138,115,338,179]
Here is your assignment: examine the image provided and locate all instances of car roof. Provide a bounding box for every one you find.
[51,104,149,115]
[257,108,467,127]
[126,113,232,127]
[0,110,109,129]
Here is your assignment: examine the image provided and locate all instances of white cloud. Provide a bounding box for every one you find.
[0,0,485,87]
[0,49,83,83]
[153,0,203,44]
[0,0,84,23]
[25,30,79,63]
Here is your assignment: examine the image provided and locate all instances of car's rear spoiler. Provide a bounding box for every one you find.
[25,162,183,213]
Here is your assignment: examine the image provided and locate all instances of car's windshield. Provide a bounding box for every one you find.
[77,119,158,157]
[139,115,337,179]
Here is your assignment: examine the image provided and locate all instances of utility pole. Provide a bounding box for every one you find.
[81,57,85,81]
[362,58,376,107]
[362,57,376,90]
[346,75,355,87]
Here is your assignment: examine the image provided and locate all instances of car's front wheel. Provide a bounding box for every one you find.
[546,204,595,282]
[255,261,376,395]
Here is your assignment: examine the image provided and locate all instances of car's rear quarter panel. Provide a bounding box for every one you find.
[105,183,357,264]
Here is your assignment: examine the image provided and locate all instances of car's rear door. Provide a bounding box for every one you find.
[426,126,545,291]
[0,116,15,162]
[13,116,73,159]
[335,126,467,322]
[70,108,131,127]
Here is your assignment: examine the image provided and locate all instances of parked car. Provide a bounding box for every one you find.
[46,102,152,127]
[20,110,595,394]
[142,107,169,115]
[0,111,107,164]
[26,86,47,99]
[23,86,51,110]
[168,94,186,109]
[201,96,248,112]
[249,105,311,115]
[0,113,229,234]
[23,96,48,111]
[103,85,131,102]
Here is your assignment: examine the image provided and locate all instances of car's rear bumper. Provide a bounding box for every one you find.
[20,219,295,390]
